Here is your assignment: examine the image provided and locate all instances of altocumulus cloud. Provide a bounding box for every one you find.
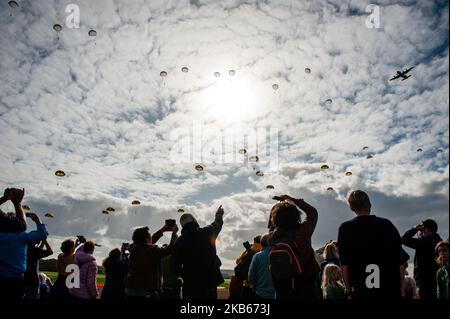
[0,0,448,268]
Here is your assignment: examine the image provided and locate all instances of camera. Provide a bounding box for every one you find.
[165,219,176,227]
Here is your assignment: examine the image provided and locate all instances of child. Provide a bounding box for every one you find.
[435,241,449,299]
[322,264,346,299]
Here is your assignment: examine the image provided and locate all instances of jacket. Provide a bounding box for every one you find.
[248,247,275,299]
[436,265,449,300]
[69,249,98,299]
[0,224,48,278]
[171,211,224,296]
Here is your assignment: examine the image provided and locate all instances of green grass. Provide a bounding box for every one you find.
[44,272,105,285]
[219,278,230,288]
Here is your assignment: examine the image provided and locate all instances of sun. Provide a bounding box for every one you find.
[204,76,258,123]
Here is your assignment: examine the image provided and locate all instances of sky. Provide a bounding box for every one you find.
[0,0,448,269]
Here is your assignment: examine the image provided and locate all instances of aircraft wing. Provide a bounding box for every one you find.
[401,75,411,81]
[403,66,414,74]
[389,74,401,81]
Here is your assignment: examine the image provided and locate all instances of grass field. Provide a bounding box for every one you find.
[44,272,229,289]
[44,272,106,286]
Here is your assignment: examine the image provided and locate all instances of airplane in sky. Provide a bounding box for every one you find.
[389,66,415,81]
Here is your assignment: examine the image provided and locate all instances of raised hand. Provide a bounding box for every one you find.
[216,205,224,215]
[10,188,25,205]
[26,212,42,224]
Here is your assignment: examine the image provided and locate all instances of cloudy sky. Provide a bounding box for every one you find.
[0,0,448,269]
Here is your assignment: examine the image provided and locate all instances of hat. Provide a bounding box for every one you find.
[180,213,197,227]
[422,219,438,233]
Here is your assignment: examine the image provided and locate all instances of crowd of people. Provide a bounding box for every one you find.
[0,187,448,300]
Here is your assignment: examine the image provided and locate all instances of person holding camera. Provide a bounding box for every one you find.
[101,246,129,299]
[402,219,442,299]
[0,211,48,299]
[0,188,26,233]
[125,222,178,299]
[171,205,225,299]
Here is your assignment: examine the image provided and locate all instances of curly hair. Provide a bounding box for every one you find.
[270,201,301,230]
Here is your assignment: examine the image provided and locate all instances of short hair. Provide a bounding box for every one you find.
[260,234,269,247]
[270,202,301,230]
[347,190,371,212]
[132,226,150,245]
[60,239,75,255]
[422,219,438,234]
[83,241,95,254]
[253,235,261,244]
[435,240,449,254]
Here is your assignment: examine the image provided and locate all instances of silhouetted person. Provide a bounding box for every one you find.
[69,241,98,299]
[435,241,449,300]
[101,247,128,299]
[268,195,320,299]
[24,239,53,299]
[248,234,275,299]
[0,212,48,299]
[338,190,406,299]
[171,206,224,299]
[0,188,26,233]
[402,219,442,299]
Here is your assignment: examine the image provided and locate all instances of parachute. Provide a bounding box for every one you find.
[106,207,115,212]
[238,148,247,155]
[214,72,221,78]
[8,1,19,8]
[325,99,333,105]
[249,155,259,163]
[53,24,63,32]
[437,148,444,153]
[160,71,168,77]
[345,171,353,176]
[177,208,185,213]
[272,84,279,90]
[304,68,311,74]
[44,213,54,218]
[229,70,236,76]
[326,187,334,192]
[266,185,275,190]
[181,67,189,73]
[362,146,369,151]
[255,171,264,177]
[131,200,141,205]
[195,164,204,172]
[366,154,374,159]
[102,210,109,215]
[320,164,329,171]
[22,205,31,211]
[55,170,66,177]
[88,30,97,37]
[417,148,423,152]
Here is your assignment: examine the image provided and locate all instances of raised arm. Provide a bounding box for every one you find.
[401,227,421,249]
[22,213,48,245]
[208,205,224,237]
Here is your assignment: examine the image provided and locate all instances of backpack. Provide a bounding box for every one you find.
[269,238,302,292]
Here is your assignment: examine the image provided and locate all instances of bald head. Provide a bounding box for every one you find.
[180,213,198,227]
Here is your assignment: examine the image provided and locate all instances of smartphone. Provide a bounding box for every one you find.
[272,196,284,201]
[25,212,32,218]
[165,219,176,227]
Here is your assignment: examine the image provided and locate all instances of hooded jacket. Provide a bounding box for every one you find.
[69,249,98,299]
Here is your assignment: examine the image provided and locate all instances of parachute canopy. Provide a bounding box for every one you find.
[366,154,374,159]
[106,207,115,212]
[53,24,63,32]
[326,187,334,192]
[325,99,333,105]
[255,171,264,177]
[320,164,329,171]
[44,213,54,218]
[266,185,275,190]
[131,200,141,206]
[304,68,311,74]
[272,84,279,90]
[88,30,97,37]
[195,164,204,172]
[229,70,236,76]
[55,170,66,177]
[362,146,369,151]
[160,71,168,77]
[102,210,109,215]
[238,148,247,155]
[437,148,444,153]
[22,205,31,211]
[345,171,353,176]
[417,148,423,152]
[249,155,259,163]
[214,72,220,78]
[177,208,185,213]
[8,1,19,9]
[181,67,189,73]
